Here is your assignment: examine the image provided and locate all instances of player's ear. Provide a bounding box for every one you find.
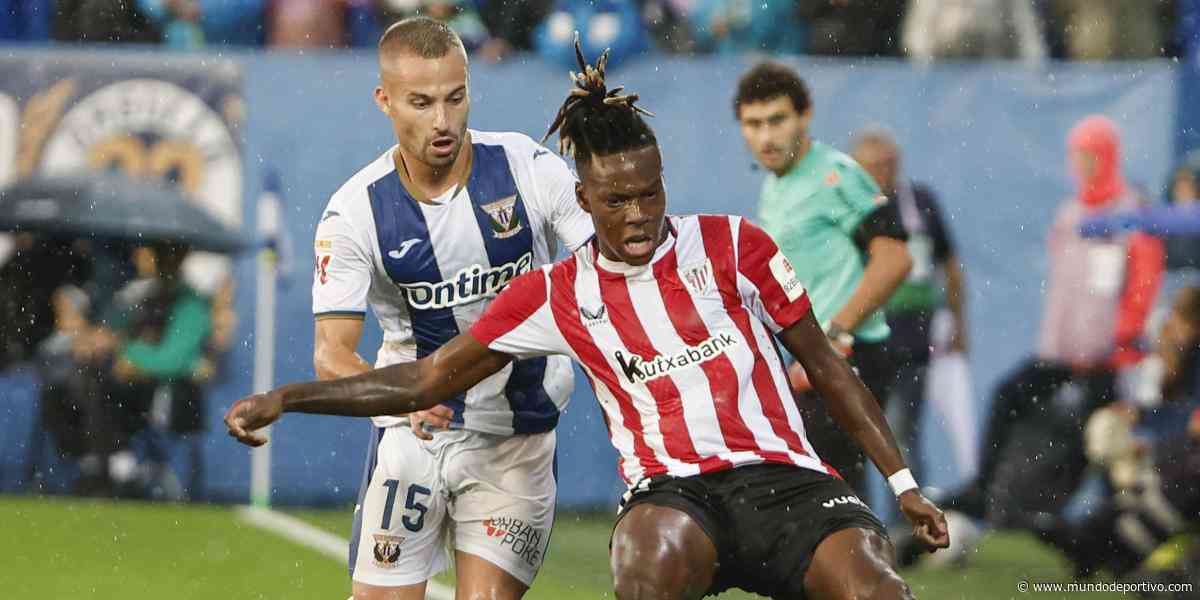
[575,181,592,215]
[373,85,390,115]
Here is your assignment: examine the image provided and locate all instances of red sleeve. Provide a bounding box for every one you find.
[736,218,812,330]
[1111,232,1165,368]
[468,269,549,347]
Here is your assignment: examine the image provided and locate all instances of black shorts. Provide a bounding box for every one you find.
[614,463,888,599]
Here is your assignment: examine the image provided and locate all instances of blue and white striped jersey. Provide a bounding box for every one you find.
[312,130,593,434]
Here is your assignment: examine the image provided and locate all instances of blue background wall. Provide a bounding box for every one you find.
[0,51,1181,510]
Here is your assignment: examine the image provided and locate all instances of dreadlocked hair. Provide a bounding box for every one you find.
[542,34,657,167]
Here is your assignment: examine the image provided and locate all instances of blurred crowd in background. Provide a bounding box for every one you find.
[0,0,1195,65]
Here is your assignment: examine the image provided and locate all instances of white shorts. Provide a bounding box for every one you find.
[349,425,557,588]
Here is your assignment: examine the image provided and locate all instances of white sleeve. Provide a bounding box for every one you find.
[312,208,372,319]
[533,147,594,251]
[469,268,566,359]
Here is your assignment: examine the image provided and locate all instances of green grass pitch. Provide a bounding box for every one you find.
[1,496,1125,599]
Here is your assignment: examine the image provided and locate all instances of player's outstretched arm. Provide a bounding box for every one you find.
[224,333,513,447]
[780,311,949,550]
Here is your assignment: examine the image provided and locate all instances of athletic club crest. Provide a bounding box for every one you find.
[680,260,714,294]
[372,534,405,568]
[481,194,524,239]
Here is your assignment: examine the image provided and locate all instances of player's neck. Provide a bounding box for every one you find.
[772,136,811,177]
[394,139,473,204]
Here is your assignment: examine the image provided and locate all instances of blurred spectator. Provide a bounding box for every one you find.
[638,0,694,53]
[377,0,491,51]
[1047,0,1174,61]
[535,0,648,69]
[137,0,204,48]
[138,0,267,48]
[902,0,1046,63]
[1039,408,1200,581]
[685,0,804,55]
[940,115,1165,524]
[800,0,905,57]
[851,126,969,481]
[1164,151,1200,268]
[268,0,375,48]
[39,242,214,496]
[53,0,162,43]
[1033,288,1200,581]
[1078,150,1200,269]
[0,0,52,41]
[477,0,553,62]
[0,235,94,369]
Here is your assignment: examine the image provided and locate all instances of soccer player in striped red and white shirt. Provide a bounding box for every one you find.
[226,46,949,600]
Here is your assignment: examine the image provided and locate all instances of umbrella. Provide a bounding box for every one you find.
[0,173,251,254]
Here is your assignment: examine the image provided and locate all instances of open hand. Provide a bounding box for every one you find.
[224,392,283,447]
[899,490,950,551]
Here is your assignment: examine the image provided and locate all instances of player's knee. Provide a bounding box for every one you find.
[611,535,694,600]
[826,565,911,600]
[613,567,689,600]
[866,567,914,600]
[351,581,426,600]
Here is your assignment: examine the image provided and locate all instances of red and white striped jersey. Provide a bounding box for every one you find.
[470,214,832,485]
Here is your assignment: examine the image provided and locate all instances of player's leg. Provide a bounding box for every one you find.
[351,580,428,600]
[446,430,557,600]
[453,551,529,600]
[350,426,450,599]
[803,528,913,600]
[710,464,900,600]
[610,503,718,600]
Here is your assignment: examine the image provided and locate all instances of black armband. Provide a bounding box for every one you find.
[852,205,908,254]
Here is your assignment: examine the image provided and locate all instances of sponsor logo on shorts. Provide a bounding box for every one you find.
[372,534,405,568]
[821,495,867,509]
[483,517,543,566]
[613,333,739,385]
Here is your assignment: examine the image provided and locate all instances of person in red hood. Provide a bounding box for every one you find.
[1041,114,1165,369]
[921,115,1166,546]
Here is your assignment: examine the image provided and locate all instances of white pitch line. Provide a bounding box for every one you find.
[236,506,455,600]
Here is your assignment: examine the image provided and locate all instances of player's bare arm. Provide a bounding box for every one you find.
[782,310,949,550]
[828,235,911,332]
[314,317,371,380]
[314,312,455,438]
[225,333,512,446]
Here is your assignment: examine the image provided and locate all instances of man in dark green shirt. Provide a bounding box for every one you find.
[735,62,913,494]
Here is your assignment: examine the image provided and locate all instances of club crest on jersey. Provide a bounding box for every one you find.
[481,194,525,239]
[613,333,739,385]
[680,260,714,294]
[372,534,405,568]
